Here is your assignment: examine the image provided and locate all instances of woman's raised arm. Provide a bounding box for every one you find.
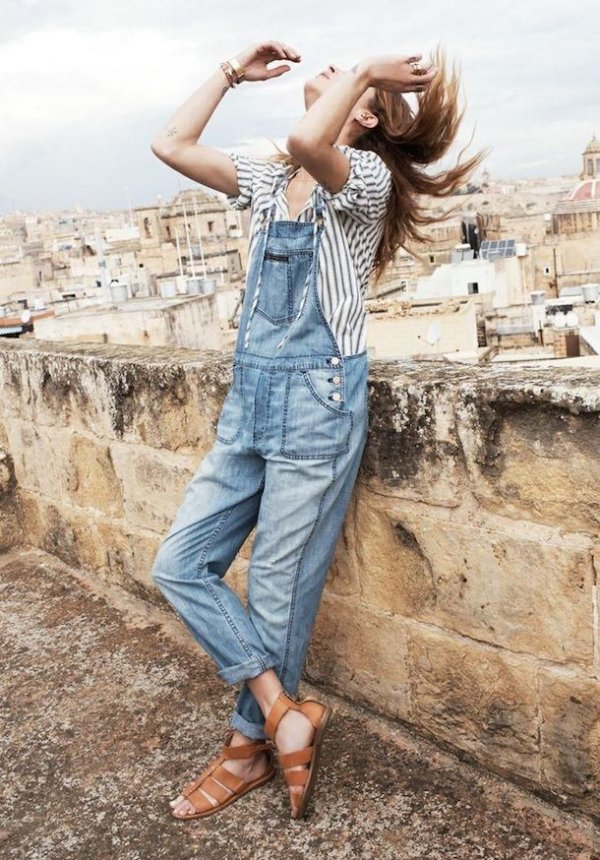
[150,41,301,196]
[287,54,437,195]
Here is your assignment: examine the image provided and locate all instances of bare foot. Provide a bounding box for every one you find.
[273,708,316,816]
[170,729,271,818]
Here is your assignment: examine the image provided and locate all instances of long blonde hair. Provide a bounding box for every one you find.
[268,42,490,292]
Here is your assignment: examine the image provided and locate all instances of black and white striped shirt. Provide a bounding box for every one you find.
[225,143,393,356]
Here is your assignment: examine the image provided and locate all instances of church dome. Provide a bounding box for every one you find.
[567,178,600,201]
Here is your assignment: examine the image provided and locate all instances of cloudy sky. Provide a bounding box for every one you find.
[1,0,598,215]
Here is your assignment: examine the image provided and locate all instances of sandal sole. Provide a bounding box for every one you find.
[290,697,332,820]
[170,765,277,820]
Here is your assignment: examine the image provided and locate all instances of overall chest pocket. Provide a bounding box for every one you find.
[281,368,353,460]
[215,364,245,444]
[255,251,312,326]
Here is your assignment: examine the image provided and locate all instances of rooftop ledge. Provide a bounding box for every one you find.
[1,337,600,827]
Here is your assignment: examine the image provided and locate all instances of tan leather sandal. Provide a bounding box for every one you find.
[170,728,276,819]
[264,689,332,820]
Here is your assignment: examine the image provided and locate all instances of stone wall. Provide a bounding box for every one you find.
[1,337,599,820]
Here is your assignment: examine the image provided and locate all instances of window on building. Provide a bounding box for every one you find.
[429,254,435,263]
[543,266,551,275]
[208,221,215,233]
[467,281,479,294]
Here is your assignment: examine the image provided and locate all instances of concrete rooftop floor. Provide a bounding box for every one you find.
[2,547,600,860]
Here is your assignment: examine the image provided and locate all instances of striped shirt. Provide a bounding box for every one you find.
[225,144,393,356]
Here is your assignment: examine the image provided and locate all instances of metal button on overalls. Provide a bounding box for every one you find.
[151,169,370,742]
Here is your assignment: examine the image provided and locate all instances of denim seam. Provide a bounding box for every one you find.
[279,455,336,682]
[194,505,257,662]
[215,365,245,445]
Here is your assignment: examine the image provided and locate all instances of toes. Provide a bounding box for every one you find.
[172,799,195,817]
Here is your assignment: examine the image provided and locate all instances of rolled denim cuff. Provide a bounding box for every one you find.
[216,654,277,685]
[229,709,268,740]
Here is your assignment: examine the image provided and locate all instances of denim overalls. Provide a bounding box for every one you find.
[151,171,369,740]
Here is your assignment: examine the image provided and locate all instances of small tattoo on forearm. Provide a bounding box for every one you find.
[166,126,178,137]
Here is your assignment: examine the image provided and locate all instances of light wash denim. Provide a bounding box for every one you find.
[151,178,369,740]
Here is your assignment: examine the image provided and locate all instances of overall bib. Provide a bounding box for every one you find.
[151,175,369,740]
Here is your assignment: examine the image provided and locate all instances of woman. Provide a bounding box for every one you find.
[150,40,486,821]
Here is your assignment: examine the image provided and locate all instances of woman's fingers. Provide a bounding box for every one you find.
[268,41,294,60]
[410,64,438,83]
[265,64,291,78]
[280,42,301,60]
[257,40,300,62]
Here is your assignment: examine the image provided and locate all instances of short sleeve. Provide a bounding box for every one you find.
[320,144,392,224]
[225,151,281,211]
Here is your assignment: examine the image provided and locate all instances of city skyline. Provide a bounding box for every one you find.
[1,0,598,215]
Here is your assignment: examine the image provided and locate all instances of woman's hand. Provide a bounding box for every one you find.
[356,54,438,94]
[232,41,301,82]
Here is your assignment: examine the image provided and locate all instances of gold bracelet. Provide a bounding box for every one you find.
[228,56,246,84]
[219,61,236,88]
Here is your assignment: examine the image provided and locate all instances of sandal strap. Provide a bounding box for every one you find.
[185,788,218,814]
[182,758,220,796]
[199,775,235,804]
[278,746,313,769]
[284,768,309,786]
[212,763,246,793]
[297,698,327,730]
[222,739,272,759]
[264,690,297,740]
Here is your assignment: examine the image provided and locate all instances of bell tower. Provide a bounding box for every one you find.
[581,133,600,179]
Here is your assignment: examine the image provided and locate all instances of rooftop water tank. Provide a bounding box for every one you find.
[199,277,217,295]
[581,283,599,302]
[159,280,177,298]
[187,277,202,294]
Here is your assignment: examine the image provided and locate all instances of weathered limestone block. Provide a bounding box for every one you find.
[4,418,71,502]
[539,667,600,816]
[0,339,230,453]
[67,434,124,518]
[20,489,163,602]
[0,342,116,436]
[307,593,411,722]
[361,366,465,507]
[94,517,162,601]
[0,445,20,551]
[349,485,436,616]
[351,489,594,666]
[407,622,540,782]
[19,491,107,574]
[455,376,600,533]
[109,442,200,533]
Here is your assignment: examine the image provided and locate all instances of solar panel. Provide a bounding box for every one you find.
[479,239,516,260]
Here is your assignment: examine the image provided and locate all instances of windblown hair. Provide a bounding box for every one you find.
[269,42,490,294]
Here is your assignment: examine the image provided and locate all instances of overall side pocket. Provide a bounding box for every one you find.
[281,369,353,460]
